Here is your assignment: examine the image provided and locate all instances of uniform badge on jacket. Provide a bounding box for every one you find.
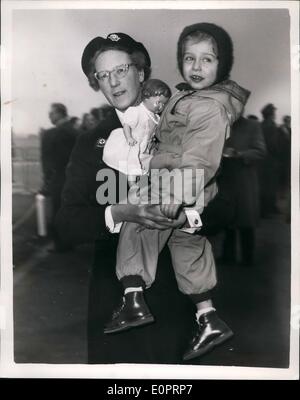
[95,138,106,148]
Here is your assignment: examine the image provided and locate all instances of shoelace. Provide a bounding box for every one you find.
[189,319,204,343]
[196,317,206,335]
[112,296,125,318]
[195,316,205,328]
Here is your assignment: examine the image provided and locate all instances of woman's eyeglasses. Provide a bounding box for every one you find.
[94,63,135,82]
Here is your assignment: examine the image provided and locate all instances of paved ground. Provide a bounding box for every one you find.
[12,193,293,369]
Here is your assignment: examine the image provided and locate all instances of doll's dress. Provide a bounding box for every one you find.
[103,103,159,176]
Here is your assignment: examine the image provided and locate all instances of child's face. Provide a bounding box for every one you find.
[182,39,219,90]
[143,94,169,114]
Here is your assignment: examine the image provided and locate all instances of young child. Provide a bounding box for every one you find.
[103,79,171,186]
[105,23,250,361]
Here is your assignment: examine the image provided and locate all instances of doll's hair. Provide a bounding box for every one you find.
[141,79,172,100]
[88,48,151,92]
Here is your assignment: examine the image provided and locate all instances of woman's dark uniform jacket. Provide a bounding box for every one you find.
[55,110,199,364]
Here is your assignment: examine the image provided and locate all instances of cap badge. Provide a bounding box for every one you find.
[108,34,121,42]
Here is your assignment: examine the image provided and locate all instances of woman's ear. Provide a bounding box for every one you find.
[138,69,145,83]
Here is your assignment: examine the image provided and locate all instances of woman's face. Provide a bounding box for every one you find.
[94,50,144,111]
[182,39,219,90]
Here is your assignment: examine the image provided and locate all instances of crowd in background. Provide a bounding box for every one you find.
[39,101,291,265]
[217,104,291,268]
[70,104,116,133]
[38,102,116,252]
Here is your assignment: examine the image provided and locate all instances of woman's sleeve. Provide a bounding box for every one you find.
[177,99,229,206]
[55,133,107,246]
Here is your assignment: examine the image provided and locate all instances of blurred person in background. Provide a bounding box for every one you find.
[40,102,78,252]
[90,107,102,122]
[80,106,116,132]
[69,116,82,131]
[277,115,291,222]
[247,114,259,121]
[80,112,99,132]
[259,103,280,217]
[97,104,116,123]
[218,116,266,267]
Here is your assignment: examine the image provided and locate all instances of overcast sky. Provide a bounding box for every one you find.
[9,5,293,135]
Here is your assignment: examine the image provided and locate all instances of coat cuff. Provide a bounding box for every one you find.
[180,208,202,234]
[105,206,123,233]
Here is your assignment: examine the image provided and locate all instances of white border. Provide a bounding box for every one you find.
[1,0,299,380]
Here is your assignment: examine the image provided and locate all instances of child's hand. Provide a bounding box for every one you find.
[127,137,137,146]
[160,203,182,219]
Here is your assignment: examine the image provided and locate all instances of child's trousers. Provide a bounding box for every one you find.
[116,222,217,295]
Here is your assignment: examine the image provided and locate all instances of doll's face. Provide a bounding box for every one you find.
[182,38,219,90]
[143,94,169,114]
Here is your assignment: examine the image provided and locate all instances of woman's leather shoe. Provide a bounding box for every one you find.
[104,291,154,334]
[183,310,233,361]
